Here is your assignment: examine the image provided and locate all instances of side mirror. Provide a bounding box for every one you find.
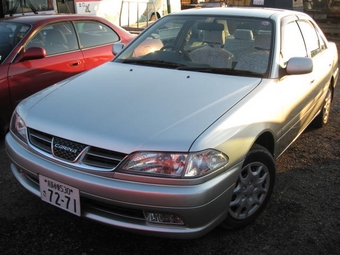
[112,43,125,55]
[286,57,313,75]
[16,47,46,62]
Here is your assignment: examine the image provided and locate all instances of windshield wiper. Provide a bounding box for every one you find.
[177,66,264,77]
[122,60,264,77]
[123,59,187,68]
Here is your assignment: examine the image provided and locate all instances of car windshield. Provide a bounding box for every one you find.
[114,14,273,77]
[0,22,30,64]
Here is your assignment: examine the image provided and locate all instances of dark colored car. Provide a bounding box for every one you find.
[0,14,134,134]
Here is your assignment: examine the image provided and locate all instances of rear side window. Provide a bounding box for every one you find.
[297,20,326,58]
[75,21,120,48]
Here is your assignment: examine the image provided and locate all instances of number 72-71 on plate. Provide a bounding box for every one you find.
[39,175,81,216]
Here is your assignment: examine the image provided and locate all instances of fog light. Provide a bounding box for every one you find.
[144,212,184,226]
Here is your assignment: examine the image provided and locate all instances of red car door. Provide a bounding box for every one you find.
[75,21,120,70]
[8,22,85,107]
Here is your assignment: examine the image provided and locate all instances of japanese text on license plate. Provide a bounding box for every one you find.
[39,175,81,216]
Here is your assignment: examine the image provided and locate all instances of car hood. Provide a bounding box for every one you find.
[25,62,261,153]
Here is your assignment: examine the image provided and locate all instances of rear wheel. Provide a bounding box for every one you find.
[221,144,276,230]
[312,86,333,128]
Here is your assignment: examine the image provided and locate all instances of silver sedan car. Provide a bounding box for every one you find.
[6,7,339,239]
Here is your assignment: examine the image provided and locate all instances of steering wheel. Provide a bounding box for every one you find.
[160,44,191,61]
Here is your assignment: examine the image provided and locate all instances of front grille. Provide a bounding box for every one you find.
[29,129,53,153]
[28,128,127,170]
[83,147,126,169]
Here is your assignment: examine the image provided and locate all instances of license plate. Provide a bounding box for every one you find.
[39,175,81,216]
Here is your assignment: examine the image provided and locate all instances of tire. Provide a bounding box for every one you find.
[221,144,276,230]
[0,115,6,137]
[312,86,333,128]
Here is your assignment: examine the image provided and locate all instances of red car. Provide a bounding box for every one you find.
[0,14,134,134]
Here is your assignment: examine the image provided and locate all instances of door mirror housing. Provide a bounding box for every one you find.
[112,43,125,55]
[286,57,313,75]
[16,47,46,62]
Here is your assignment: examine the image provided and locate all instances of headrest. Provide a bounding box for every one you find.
[203,30,225,45]
[45,29,67,44]
[0,27,12,43]
[216,20,230,37]
[83,23,101,32]
[0,27,12,36]
[198,22,224,32]
[254,31,271,50]
[234,29,254,40]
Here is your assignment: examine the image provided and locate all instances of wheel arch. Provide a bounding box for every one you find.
[253,131,275,157]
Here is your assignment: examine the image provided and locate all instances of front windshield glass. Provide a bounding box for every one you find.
[0,22,30,64]
[114,14,273,76]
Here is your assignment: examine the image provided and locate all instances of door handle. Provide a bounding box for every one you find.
[69,60,81,67]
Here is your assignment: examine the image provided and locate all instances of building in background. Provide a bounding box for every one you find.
[1,0,340,21]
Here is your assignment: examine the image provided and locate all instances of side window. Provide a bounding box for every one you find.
[297,20,325,57]
[281,21,307,65]
[75,21,120,48]
[26,22,78,56]
[317,29,326,51]
[0,25,15,63]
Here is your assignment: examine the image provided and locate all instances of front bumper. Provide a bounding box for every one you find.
[5,132,241,239]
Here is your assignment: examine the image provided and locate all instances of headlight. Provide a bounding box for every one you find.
[119,149,228,178]
[185,150,229,177]
[10,111,27,143]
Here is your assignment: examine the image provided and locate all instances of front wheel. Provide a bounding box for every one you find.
[0,115,7,136]
[221,144,276,230]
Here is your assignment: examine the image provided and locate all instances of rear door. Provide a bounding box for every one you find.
[297,19,333,114]
[8,21,85,107]
[75,20,120,70]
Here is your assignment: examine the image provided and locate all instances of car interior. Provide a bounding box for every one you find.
[126,17,272,74]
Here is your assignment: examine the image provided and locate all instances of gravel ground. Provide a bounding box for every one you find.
[0,40,339,255]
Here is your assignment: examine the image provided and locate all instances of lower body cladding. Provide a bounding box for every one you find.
[6,133,241,239]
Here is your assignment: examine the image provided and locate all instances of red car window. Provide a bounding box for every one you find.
[76,21,120,48]
[26,22,79,55]
[74,21,119,70]
[0,23,30,64]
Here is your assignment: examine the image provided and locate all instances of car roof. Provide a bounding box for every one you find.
[1,14,111,25]
[170,7,307,20]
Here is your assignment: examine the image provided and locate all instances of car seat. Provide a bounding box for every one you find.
[189,22,233,68]
[44,29,69,55]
